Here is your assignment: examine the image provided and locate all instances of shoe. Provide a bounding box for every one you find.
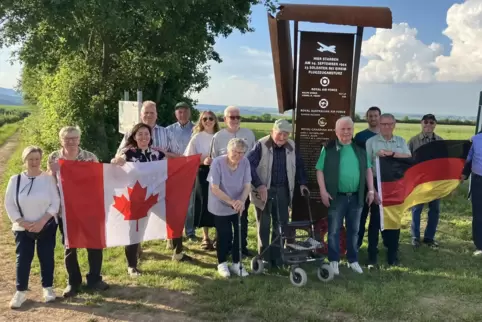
[62,284,80,298]
[330,261,339,275]
[43,287,56,303]
[9,291,27,309]
[412,238,421,248]
[473,249,482,256]
[217,262,231,278]
[230,263,249,277]
[87,280,109,291]
[348,262,363,274]
[166,239,174,250]
[128,267,141,277]
[423,239,439,249]
[172,253,193,262]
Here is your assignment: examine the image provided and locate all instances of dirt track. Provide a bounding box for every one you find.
[0,133,195,322]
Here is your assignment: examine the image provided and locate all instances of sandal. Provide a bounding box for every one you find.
[201,238,214,251]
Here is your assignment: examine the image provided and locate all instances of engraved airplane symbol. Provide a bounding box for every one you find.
[317,42,336,54]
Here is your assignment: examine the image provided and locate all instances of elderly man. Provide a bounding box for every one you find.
[210,105,256,256]
[117,100,192,262]
[461,132,482,256]
[408,114,443,248]
[366,113,411,267]
[355,106,381,249]
[166,102,197,241]
[316,116,376,275]
[246,119,308,269]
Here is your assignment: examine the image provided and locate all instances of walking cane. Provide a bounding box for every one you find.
[238,210,243,281]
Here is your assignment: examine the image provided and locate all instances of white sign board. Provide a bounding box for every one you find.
[118,101,140,134]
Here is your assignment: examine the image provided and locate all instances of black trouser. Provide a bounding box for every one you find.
[214,214,241,264]
[14,222,57,291]
[227,199,249,252]
[358,185,380,249]
[59,218,103,287]
[366,203,400,265]
[471,174,482,250]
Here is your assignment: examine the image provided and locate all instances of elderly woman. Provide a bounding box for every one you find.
[111,122,168,276]
[5,146,60,308]
[208,138,252,278]
[47,126,109,298]
[184,110,220,250]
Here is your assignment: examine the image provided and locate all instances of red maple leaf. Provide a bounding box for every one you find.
[113,181,159,231]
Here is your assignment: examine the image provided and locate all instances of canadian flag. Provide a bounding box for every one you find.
[58,155,200,249]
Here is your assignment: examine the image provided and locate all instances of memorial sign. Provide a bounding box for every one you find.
[291,31,355,221]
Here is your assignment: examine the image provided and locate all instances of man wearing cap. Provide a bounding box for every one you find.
[246,119,309,269]
[408,114,444,249]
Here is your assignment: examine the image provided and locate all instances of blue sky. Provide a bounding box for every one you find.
[2,0,482,116]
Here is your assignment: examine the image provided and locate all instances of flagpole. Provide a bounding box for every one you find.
[375,156,384,231]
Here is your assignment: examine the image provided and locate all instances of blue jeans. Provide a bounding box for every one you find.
[15,222,58,291]
[185,190,196,237]
[328,193,362,263]
[411,199,440,241]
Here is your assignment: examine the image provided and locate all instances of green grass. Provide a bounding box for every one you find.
[1,121,482,321]
[0,104,33,112]
[0,123,20,146]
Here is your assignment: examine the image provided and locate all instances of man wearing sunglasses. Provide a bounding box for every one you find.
[408,114,443,249]
[210,105,256,257]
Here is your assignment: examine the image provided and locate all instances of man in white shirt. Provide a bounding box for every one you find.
[210,106,256,257]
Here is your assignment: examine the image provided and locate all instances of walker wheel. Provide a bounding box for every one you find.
[317,263,334,282]
[250,257,264,275]
[289,267,308,287]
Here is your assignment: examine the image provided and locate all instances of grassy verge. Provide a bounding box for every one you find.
[2,126,482,321]
[0,123,20,146]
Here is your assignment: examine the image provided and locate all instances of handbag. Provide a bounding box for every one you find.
[16,174,56,239]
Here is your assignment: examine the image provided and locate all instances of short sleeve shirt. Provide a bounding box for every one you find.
[207,156,251,216]
[315,143,372,193]
[365,134,411,176]
[210,128,256,158]
[48,148,98,165]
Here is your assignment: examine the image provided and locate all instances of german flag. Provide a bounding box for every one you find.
[376,140,471,230]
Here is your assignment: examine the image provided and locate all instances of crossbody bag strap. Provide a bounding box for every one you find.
[16,174,24,218]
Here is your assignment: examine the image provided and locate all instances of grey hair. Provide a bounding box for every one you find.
[224,105,240,117]
[22,145,43,163]
[59,126,81,140]
[335,116,354,129]
[380,113,396,122]
[141,100,156,111]
[227,138,248,153]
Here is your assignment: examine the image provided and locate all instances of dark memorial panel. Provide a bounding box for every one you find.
[292,31,354,222]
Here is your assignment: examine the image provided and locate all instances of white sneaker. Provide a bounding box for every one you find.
[128,267,141,277]
[473,250,482,256]
[43,287,56,303]
[230,263,249,277]
[348,262,363,274]
[9,291,27,309]
[217,262,231,278]
[330,261,339,275]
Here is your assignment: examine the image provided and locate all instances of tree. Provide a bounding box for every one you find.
[0,0,278,160]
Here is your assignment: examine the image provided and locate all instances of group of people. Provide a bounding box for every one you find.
[4,100,480,310]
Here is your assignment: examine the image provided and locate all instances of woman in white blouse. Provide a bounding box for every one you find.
[4,146,60,309]
[184,110,220,250]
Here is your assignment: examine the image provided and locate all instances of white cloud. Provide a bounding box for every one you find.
[240,46,272,59]
[359,23,443,84]
[435,0,482,81]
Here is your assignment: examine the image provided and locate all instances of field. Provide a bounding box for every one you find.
[0,119,481,321]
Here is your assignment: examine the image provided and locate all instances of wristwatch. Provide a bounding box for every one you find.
[368,191,374,194]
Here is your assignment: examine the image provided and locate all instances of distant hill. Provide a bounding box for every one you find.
[0,87,23,105]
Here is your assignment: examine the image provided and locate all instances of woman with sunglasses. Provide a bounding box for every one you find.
[184,110,220,250]
[5,146,60,308]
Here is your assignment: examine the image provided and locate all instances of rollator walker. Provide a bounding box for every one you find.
[250,188,334,287]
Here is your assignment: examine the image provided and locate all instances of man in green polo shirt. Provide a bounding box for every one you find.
[365,113,411,268]
[316,116,377,276]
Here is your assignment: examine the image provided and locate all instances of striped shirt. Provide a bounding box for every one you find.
[166,121,194,155]
[117,124,171,155]
[408,132,443,154]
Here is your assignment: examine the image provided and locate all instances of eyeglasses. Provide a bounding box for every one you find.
[63,136,79,142]
[228,116,241,120]
[202,117,214,122]
[380,122,394,127]
[423,120,435,125]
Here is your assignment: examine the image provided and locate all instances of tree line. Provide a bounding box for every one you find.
[0,109,30,127]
